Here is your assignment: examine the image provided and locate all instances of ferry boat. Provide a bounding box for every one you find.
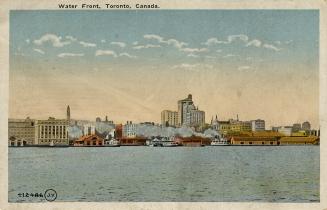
[149,138,162,147]
[210,136,229,146]
[162,136,179,147]
[104,139,120,147]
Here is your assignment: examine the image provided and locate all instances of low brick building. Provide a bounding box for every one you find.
[175,136,211,147]
[74,134,104,146]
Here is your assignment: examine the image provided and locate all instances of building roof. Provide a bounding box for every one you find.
[231,136,278,141]
[279,136,319,142]
[76,134,103,142]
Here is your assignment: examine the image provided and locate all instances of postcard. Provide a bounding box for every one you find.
[0,0,326,210]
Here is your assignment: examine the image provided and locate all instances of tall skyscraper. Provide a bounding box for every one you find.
[177,94,194,126]
[177,94,205,129]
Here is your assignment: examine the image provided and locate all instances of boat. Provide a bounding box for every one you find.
[161,137,179,147]
[149,138,162,147]
[104,139,120,147]
[210,136,229,146]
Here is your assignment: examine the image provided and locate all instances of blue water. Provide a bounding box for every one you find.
[8,146,319,202]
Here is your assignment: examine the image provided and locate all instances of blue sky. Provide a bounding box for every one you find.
[9,10,319,128]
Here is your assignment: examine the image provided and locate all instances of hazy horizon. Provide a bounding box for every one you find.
[9,10,319,129]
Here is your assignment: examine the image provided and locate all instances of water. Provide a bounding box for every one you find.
[8,146,319,202]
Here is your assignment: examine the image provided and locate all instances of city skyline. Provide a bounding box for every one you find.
[9,10,319,128]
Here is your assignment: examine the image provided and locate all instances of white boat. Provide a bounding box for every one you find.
[210,137,229,146]
[162,137,179,147]
[105,139,120,147]
[162,141,179,147]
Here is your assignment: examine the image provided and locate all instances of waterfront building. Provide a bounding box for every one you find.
[115,124,123,139]
[122,121,138,138]
[251,119,265,131]
[230,120,252,132]
[292,123,302,132]
[271,126,281,132]
[211,115,219,130]
[35,117,69,146]
[161,110,178,127]
[230,136,279,145]
[177,94,194,126]
[278,126,293,136]
[218,121,231,135]
[8,117,36,146]
[84,124,95,136]
[177,94,205,129]
[74,134,104,146]
[279,136,319,145]
[175,136,211,147]
[119,136,147,146]
[302,121,311,131]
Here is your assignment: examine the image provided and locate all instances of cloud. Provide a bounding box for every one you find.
[95,50,117,57]
[79,41,96,47]
[25,39,30,44]
[33,48,45,54]
[227,34,249,43]
[203,38,222,46]
[34,34,70,47]
[263,44,281,51]
[57,53,84,58]
[119,52,137,58]
[101,39,106,43]
[133,44,161,50]
[187,53,199,58]
[95,50,137,58]
[143,34,187,49]
[171,63,213,70]
[246,39,262,47]
[203,34,248,46]
[110,42,126,48]
[65,36,77,42]
[180,47,208,53]
[133,41,138,45]
[205,55,215,59]
[238,66,250,71]
[223,54,238,58]
[216,49,222,53]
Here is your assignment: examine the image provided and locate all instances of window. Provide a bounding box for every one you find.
[240,142,244,145]
[249,142,252,145]
[262,142,265,145]
[270,141,273,145]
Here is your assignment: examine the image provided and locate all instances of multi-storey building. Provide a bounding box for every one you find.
[8,117,36,146]
[177,94,205,129]
[177,94,194,126]
[230,120,252,132]
[251,119,265,131]
[292,123,302,132]
[161,110,178,127]
[35,117,69,145]
[217,121,231,135]
[302,121,311,131]
[278,126,293,136]
[122,121,138,138]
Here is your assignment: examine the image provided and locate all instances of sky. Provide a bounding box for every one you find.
[9,10,319,128]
